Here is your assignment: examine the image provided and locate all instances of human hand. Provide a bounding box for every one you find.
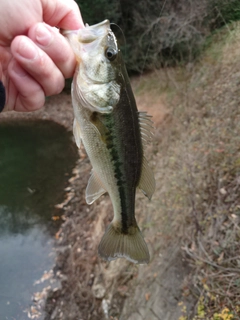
[0,0,84,112]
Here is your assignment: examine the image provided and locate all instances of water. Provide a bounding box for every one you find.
[0,120,78,319]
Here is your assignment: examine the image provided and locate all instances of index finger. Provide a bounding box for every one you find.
[41,0,84,30]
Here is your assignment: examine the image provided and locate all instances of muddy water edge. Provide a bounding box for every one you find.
[0,93,195,320]
[0,117,78,319]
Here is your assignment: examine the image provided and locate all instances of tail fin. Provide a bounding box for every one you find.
[98,223,150,264]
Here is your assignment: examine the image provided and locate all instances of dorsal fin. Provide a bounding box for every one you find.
[138,112,155,199]
[138,156,155,200]
[138,112,154,146]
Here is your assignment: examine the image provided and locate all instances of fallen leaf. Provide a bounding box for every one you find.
[52,216,60,221]
[217,252,224,264]
[55,229,62,239]
[219,188,227,195]
[145,292,151,301]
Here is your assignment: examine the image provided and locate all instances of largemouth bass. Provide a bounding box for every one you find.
[64,20,155,264]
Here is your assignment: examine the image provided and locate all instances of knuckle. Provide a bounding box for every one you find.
[20,95,45,112]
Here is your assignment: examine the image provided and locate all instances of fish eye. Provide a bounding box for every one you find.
[105,47,117,61]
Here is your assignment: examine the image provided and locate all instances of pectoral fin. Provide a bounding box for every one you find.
[138,156,155,200]
[75,80,113,114]
[86,171,106,204]
[73,118,82,149]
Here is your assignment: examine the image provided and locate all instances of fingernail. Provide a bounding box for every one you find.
[18,38,38,60]
[12,61,27,77]
[36,23,53,46]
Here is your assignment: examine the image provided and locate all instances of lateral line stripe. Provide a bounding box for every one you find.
[105,116,129,233]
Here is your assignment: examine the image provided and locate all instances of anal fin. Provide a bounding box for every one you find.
[86,171,106,204]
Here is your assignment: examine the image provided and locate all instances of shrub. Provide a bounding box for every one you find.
[74,0,240,72]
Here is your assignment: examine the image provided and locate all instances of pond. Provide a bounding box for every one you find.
[0,120,78,320]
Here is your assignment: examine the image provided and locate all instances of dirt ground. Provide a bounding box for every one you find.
[1,85,195,320]
[2,19,240,319]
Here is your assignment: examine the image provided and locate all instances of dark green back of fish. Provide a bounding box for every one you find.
[95,54,143,233]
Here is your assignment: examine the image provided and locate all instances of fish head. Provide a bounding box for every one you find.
[64,20,120,83]
[64,20,121,113]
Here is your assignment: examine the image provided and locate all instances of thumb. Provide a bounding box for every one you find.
[41,0,84,30]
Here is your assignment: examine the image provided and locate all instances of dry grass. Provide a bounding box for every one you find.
[131,22,240,319]
[169,23,240,318]
[30,22,240,320]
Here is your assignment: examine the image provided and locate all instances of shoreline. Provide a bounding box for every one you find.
[1,90,194,320]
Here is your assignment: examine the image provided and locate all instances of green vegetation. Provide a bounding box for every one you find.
[209,0,240,29]
[66,2,240,317]
[75,0,240,72]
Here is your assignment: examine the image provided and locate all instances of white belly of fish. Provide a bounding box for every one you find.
[72,96,122,223]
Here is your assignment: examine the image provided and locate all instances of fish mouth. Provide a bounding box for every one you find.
[63,20,111,44]
[85,20,110,31]
[61,29,79,37]
[78,20,110,43]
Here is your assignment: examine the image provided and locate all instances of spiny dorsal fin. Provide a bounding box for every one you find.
[73,118,82,149]
[138,112,155,199]
[86,171,106,204]
[138,156,155,200]
[98,223,150,264]
[138,111,154,146]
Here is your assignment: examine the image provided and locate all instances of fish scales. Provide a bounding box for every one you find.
[64,20,155,264]
[102,89,143,234]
